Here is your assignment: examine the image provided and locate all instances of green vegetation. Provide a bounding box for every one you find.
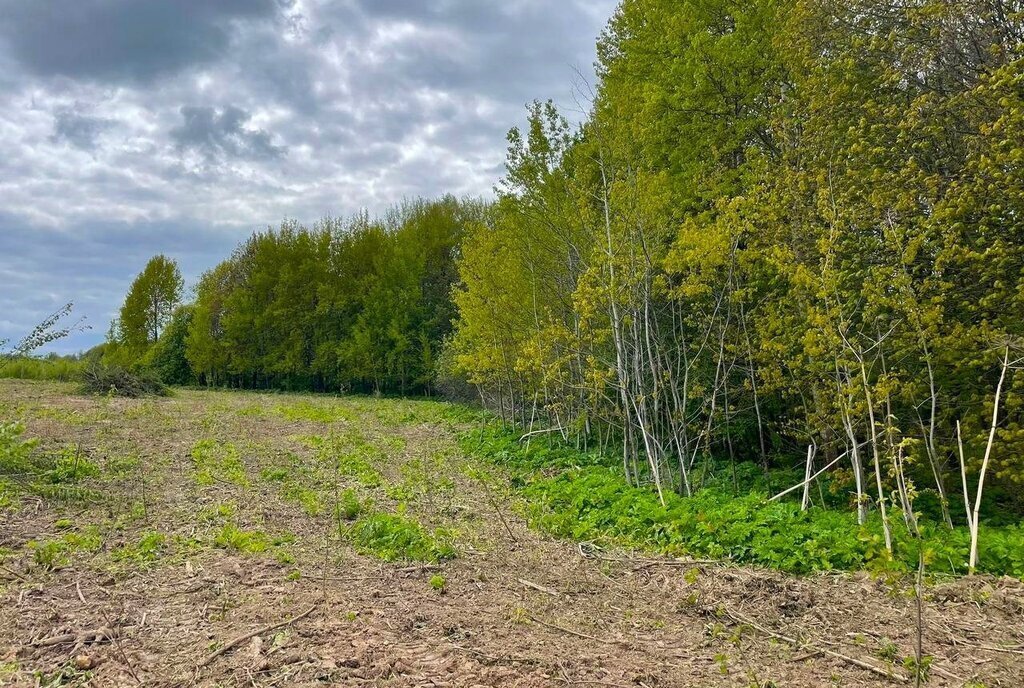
[27,526,103,570]
[0,356,84,382]
[1,423,101,505]
[468,426,1024,578]
[183,199,479,394]
[447,0,1024,572]
[115,254,184,355]
[212,523,273,554]
[8,0,1022,590]
[346,512,455,562]
[112,531,166,567]
[190,439,249,487]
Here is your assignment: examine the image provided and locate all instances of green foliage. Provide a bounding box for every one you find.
[185,198,484,394]
[0,356,85,382]
[113,531,166,566]
[0,421,39,476]
[346,512,456,562]
[1,424,101,504]
[450,0,1024,541]
[335,488,365,521]
[212,523,272,554]
[190,439,249,487]
[468,426,1024,578]
[304,432,384,487]
[143,305,195,385]
[41,448,100,485]
[118,254,184,352]
[429,573,446,591]
[28,526,103,570]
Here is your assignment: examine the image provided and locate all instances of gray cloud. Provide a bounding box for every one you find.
[50,107,115,150]
[172,105,287,161]
[0,0,278,83]
[0,0,617,352]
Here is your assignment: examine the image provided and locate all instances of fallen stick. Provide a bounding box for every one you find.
[31,626,126,648]
[198,604,317,668]
[723,608,908,682]
[518,579,559,597]
[529,617,611,644]
[0,564,28,582]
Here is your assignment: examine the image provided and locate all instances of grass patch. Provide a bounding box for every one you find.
[213,523,272,554]
[27,526,104,570]
[275,402,353,424]
[212,523,295,557]
[191,439,249,487]
[259,455,323,515]
[112,531,166,567]
[302,432,383,487]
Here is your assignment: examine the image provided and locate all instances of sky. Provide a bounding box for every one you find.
[0,0,617,354]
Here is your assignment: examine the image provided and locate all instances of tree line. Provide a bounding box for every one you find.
[104,197,482,395]
[448,0,1024,536]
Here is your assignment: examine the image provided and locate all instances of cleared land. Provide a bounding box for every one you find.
[0,380,1021,687]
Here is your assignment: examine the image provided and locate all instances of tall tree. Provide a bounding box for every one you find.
[119,255,184,351]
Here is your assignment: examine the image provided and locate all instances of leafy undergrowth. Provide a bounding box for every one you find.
[346,511,456,563]
[463,426,1024,579]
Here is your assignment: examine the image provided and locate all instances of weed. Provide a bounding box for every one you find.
[878,638,900,662]
[113,531,166,567]
[507,606,529,625]
[276,402,352,424]
[464,426,1024,578]
[191,440,249,487]
[429,573,447,591]
[281,483,321,516]
[335,488,365,521]
[260,467,289,482]
[346,512,455,562]
[42,448,100,484]
[903,654,933,682]
[213,523,271,554]
[199,502,238,522]
[28,526,102,570]
[30,540,67,570]
[714,652,730,675]
[0,421,38,475]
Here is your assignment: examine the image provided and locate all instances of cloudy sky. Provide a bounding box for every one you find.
[0,0,616,353]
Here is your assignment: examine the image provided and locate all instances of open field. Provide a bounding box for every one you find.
[0,379,1022,687]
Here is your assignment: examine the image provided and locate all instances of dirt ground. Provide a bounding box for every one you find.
[0,380,1021,687]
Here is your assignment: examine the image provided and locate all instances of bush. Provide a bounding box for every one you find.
[79,363,167,397]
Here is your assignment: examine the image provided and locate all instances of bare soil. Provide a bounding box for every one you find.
[0,380,1021,687]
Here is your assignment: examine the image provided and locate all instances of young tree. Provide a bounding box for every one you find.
[119,255,184,351]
